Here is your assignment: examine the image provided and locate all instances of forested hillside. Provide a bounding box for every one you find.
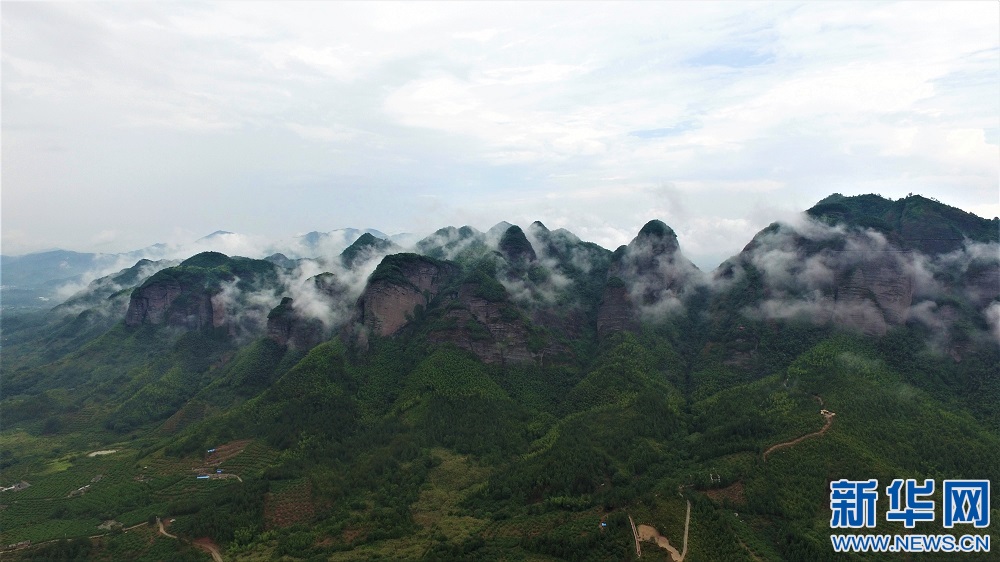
[1,194,997,561]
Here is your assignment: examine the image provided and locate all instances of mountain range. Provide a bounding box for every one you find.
[0,193,998,561]
[0,228,415,313]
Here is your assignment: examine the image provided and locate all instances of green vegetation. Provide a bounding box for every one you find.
[2,195,998,560]
[341,233,395,268]
[498,225,536,263]
[369,253,451,290]
[637,219,674,239]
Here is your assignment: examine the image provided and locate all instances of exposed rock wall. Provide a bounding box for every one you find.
[125,281,180,326]
[427,284,547,365]
[597,283,638,337]
[965,263,1000,308]
[125,281,220,330]
[833,258,913,335]
[267,297,324,350]
[355,256,457,343]
[362,281,430,337]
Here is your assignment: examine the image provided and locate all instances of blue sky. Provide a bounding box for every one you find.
[2,1,998,270]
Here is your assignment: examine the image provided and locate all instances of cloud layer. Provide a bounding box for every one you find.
[3,2,997,270]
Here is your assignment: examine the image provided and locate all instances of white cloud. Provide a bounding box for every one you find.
[1,2,996,266]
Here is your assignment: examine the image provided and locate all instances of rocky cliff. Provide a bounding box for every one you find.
[597,220,702,330]
[125,277,224,329]
[833,256,913,335]
[427,283,537,364]
[964,261,1000,308]
[354,254,458,344]
[124,252,277,333]
[266,297,324,350]
[596,277,638,337]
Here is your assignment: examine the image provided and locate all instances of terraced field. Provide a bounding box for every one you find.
[0,435,246,549]
[263,478,314,529]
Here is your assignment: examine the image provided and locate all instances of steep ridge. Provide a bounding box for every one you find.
[3,193,1000,561]
[597,220,704,336]
[124,252,278,333]
[353,253,459,345]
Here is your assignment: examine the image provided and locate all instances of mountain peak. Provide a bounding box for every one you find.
[198,230,236,241]
[499,225,537,263]
[180,251,231,268]
[340,232,396,268]
[637,219,676,240]
[807,192,998,254]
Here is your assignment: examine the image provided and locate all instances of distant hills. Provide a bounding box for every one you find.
[0,227,408,312]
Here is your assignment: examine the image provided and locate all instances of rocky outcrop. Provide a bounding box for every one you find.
[267,297,324,350]
[362,283,429,337]
[965,261,1000,308]
[597,278,638,337]
[125,281,181,326]
[499,225,537,264]
[427,284,563,365]
[123,252,277,334]
[355,254,458,344]
[597,220,702,332]
[125,280,221,329]
[428,286,529,364]
[833,257,913,336]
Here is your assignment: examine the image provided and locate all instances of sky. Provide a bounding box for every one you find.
[2,1,998,271]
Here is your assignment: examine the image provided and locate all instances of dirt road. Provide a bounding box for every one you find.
[194,538,224,562]
[763,409,835,461]
[680,498,691,561]
[629,495,692,561]
[629,513,641,557]
[157,517,222,561]
[156,517,177,539]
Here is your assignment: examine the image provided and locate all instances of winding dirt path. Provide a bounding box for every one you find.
[157,516,222,561]
[156,517,177,539]
[763,408,835,461]
[194,538,224,562]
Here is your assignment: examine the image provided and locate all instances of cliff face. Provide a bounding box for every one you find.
[125,280,221,330]
[124,280,182,326]
[427,284,540,365]
[267,297,324,350]
[965,262,1000,308]
[355,255,458,343]
[833,257,914,335]
[428,284,534,363]
[597,220,702,334]
[123,253,278,334]
[596,281,638,338]
[362,282,431,337]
